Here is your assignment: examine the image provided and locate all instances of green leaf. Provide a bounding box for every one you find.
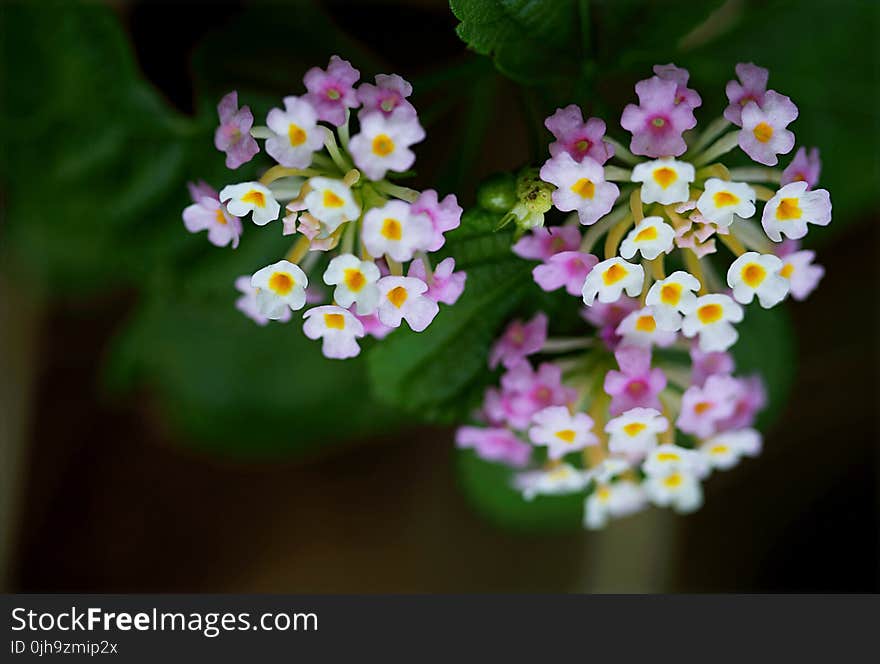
[366,207,533,422]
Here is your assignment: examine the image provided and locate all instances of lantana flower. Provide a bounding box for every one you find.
[603,345,667,415]
[533,251,598,296]
[514,464,591,501]
[303,177,361,234]
[582,257,644,305]
[251,260,309,319]
[619,216,675,260]
[540,152,619,225]
[643,470,703,513]
[781,147,821,188]
[620,75,697,157]
[214,91,260,169]
[584,481,646,530]
[362,199,433,262]
[631,158,695,205]
[302,305,365,359]
[183,182,242,248]
[357,73,416,119]
[489,314,548,370]
[727,252,790,308]
[376,276,438,331]
[411,189,463,252]
[456,426,532,468]
[653,63,702,109]
[234,275,290,326]
[738,91,798,166]
[676,374,741,438]
[528,406,598,460]
[265,96,325,168]
[220,182,281,226]
[615,307,677,348]
[323,254,381,315]
[777,248,824,301]
[696,179,756,227]
[681,294,743,352]
[349,108,425,180]
[544,105,614,164]
[699,428,762,471]
[643,445,708,480]
[303,55,360,127]
[645,270,701,331]
[605,407,669,461]
[761,181,832,242]
[408,257,466,305]
[724,62,769,126]
[512,226,581,260]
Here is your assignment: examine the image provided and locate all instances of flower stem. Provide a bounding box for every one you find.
[323,127,352,173]
[718,232,747,257]
[603,165,632,181]
[373,179,420,202]
[650,255,666,281]
[259,165,321,186]
[693,131,740,167]
[542,337,595,353]
[605,137,640,166]
[604,213,634,259]
[683,248,708,294]
[727,167,781,184]
[687,116,731,157]
[580,203,627,253]
[285,235,312,264]
[629,188,644,222]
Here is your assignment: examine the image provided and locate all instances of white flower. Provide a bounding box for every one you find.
[584,481,647,530]
[631,158,695,205]
[362,199,433,262]
[761,181,832,242]
[615,306,677,348]
[376,276,439,332]
[220,182,281,226]
[645,270,701,331]
[250,260,308,319]
[303,178,360,235]
[302,305,365,359]
[586,457,632,484]
[265,96,324,168]
[514,464,591,501]
[700,428,762,471]
[528,406,598,460]
[644,470,703,513]
[619,216,676,260]
[727,251,790,308]
[323,254,381,315]
[681,293,743,352]
[643,444,709,479]
[539,153,620,226]
[582,257,644,306]
[605,407,668,461]
[348,108,425,180]
[696,178,756,227]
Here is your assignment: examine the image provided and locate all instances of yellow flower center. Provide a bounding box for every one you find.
[656,452,680,462]
[741,263,766,287]
[635,315,656,332]
[694,401,713,415]
[268,272,294,295]
[214,209,228,225]
[696,303,723,324]
[623,422,646,437]
[663,473,683,488]
[780,263,795,279]
[241,189,266,207]
[570,178,595,199]
[288,123,307,146]
[753,122,773,143]
[344,268,366,292]
[381,217,403,240]
[634,225,658,242]
[652,167,677,188]
[660,283,681,305]
[323,189,345,208]
[372,133,395,156]
[602,263,627,285]
[387,286,408,308]
[713,191,739,207]
[776,197,802,220]
[323,313,345,330]
[597,486,611,501]
[555,429,577,443]
[710,444,730,456]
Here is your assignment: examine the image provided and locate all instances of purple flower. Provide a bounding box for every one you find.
[489,361,577,430]
[653,63,702,109]
[183,183,242,248]
[620,76,697,158]
[781,147,821,189]
[779,249,824,301]
[677,374,741,438]
[408,257,466,305]
[354,311,394,339]
[410,189,462,251]
[544,105,614,164]
[581,296,640,350]
[456,426,532,468]
[214,91,259,169]
[724,63,769,126]
[489,313,548,370]
[533,251,598,296]
[603,345,667,416]
[303,55,360,127]
[234,275,290,326]
[540,153,619,225]
[512,226,581,261]
[357,73,416,119]
[716,376,766,432]
[689,346,735,387]
[738,91,798,166]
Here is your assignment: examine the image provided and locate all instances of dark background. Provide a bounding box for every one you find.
[2,0,878,592]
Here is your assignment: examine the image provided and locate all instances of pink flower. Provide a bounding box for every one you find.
[533,251,598,296]
[528,406,598,460]
[303,55,360,127]
[512,226,581,261]
[489,313,548,370]
[183,183,242,248]
[653,63,702,109]
[214,91,259,169]
[781,147,821,189]
[724,63,769,126]
[357,73,416,119]
[620,76,697,158]
[603,345,667,416]
[716,376,766,432]
[540,153,619,225]
[689,346,734,387]
[410,189,462,251]
[489,361,577,430]
[408,257,466,305]
[354,312,394,339]
[234,275,290,326]
[779,249,824,301]
[581,296,640,350]
[738,91,798,166]
[677,374,741,438]
[544,105,614,164]
[456,426,532,468]
[376,276,438,332]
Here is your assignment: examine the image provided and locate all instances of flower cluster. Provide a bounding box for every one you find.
[182,56,465,358]
[457,63,830,529]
